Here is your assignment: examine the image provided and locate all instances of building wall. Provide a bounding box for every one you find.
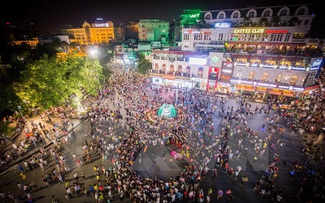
[60,21,115,45]
[232,66,308,86]
[88,27,114,44]
[138,19,169,42]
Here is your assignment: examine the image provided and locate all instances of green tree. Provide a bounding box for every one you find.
[137,57,152,75]
[15,53,103,110]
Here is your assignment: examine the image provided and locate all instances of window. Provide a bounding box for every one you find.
[270,34,276,42]
[154,63,159,70]
[177,65,182,72]
[204,33,211,40]
[290,75,298,85]
[162,64,167,72]
[280,9,287,16]
[248,71,255,80]
[275,74,282,83]
[194,33,202,40]
[248,11,255,18]
[218,33,224,41]
[142,25,145,27]
[261,73,269,82]
[183,33,189,40]
[297,8,306,15]
[297,20,301,25]
[263,10,271,17]
[183,42,190,48]
[285,33,291,42]
[233,12,239,18]
[205,13,212,20]
[219,13,225,19]
[169,65,174,72]
[198,67,204,77]
[276,34,283,42]
[304,20,309,25]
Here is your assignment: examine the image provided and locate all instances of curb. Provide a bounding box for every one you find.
[0,118,89,176]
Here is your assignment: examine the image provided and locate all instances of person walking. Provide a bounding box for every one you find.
[217,189,223,201]
[18,164,24,174]
[73,172,79,182]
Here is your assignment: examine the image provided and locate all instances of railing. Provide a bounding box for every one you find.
[151,69,159,73]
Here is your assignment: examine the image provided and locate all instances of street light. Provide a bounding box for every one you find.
[17,106,37,148]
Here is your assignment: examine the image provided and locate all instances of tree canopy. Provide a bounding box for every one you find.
[15,53,103,110]
[136,53,152,75]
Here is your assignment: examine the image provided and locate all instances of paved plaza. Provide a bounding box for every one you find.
[0,72,324,203]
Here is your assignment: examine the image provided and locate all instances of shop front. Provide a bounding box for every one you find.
[269,89,282,96]
[235,84,255,96]
[191,77,208,90]
[152,76,193,89]
[218,55,234,93]
[254,87,268,99]
[282,90,295,97]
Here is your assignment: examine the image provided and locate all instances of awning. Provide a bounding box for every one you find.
[282,91,295,97]
[236,84,255,92]
[256,87,268,92]
[269,89,282,95]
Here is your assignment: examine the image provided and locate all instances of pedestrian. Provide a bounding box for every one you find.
[18,164,24,174]
[217,189,223,200]
[73,172,79,182]
[81,172,86,181]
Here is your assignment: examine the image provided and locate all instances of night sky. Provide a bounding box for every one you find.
[1,0,324,38]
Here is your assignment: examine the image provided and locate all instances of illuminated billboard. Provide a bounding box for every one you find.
[189,57,207,65]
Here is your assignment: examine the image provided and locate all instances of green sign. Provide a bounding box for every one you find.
[211,56,220,63]
[189,14,199,18]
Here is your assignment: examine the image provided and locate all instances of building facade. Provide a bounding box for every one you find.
[114,24,125,40]
[159,4,324,98]
[61,18,115,45]
[180,5,316,52]
[138,19,169,43]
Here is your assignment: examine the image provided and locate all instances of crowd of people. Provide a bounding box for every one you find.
[1,69,324,203]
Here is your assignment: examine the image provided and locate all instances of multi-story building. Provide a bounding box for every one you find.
[125,21,139,40]
[149,4,324,98]
[60,18,115,45]
[181,5,316,52]
[114,23,125,40]
[149,50,224,90]
[138,19,169,43]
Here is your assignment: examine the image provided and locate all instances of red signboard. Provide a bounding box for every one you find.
[265,30,288,34]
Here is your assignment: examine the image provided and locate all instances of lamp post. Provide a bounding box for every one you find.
[17,106,36,148]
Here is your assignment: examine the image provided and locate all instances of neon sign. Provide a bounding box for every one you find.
[234,28,265,34]
[189,14,200,18]
[215,23,231,28]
